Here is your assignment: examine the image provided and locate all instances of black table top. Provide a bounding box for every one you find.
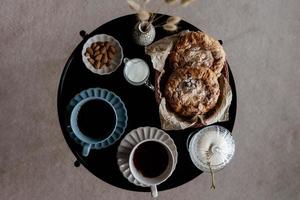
[57,14,237,192]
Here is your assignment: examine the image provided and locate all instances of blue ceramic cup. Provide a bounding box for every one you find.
[70,97,117,156]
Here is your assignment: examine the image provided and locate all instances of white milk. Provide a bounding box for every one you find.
[124,59,150,85]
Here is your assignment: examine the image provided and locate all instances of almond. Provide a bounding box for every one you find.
[95,54,102,61]
[109,46,116,54]
[86,47,93,55]
[100,62,105,68]
[84,52,90,57]
[94,45,100,51]
[88,58,95,65]
[95,61,101,69]
[101,47,106,54]
[94,50,101,56]
[108,51,114,59]
[102,53,108,63]
[91,43,97,49]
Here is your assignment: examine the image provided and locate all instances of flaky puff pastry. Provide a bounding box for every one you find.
[164,66,220,117]
[169,31,226,77]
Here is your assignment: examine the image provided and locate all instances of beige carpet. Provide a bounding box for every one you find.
[1,0,300,199]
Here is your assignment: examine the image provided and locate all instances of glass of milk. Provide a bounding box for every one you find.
[123,58,154,91]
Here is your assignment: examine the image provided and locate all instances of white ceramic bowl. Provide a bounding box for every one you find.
[82,34,123,75]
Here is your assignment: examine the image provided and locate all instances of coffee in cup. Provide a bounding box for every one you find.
[70,97,117,156]
[129,139,175,198]
[133,141,169,178]
[77,99,116,140]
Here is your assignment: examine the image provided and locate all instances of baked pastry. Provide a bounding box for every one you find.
[164,66,220,117]
[169,31,226,76]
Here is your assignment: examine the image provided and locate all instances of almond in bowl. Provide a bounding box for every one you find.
[82,34,123,75]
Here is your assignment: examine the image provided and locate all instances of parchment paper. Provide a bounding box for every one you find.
[145,31,232,130]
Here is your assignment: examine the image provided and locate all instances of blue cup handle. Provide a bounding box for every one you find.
[82,144,91,157]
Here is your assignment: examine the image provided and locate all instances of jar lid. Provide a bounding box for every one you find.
[188,125,235,172]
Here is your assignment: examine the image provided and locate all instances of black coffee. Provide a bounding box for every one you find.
[133,141,169,178]
[77,99,116,140]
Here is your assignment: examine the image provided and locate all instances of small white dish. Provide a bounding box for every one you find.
[117,127,178,187]
[82,34,123,75]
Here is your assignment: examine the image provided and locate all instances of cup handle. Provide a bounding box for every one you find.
[82,144,91,157]
[123,57,129,64]
[150,185,158,198]
[144,79,155,91]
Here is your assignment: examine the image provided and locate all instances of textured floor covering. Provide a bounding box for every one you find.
[0,0,300,199]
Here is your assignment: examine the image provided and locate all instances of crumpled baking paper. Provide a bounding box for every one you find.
[145,31,232,130]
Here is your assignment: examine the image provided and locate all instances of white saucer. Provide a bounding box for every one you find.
[117,127,178,187]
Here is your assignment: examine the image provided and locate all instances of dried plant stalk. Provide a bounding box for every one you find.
[138,10,150,21]
[166,16,181,24]
[163,23,178,31]
[127,0,194,33]
[148,12,156,23]
[180,0,194,7]
[127,0,141,11]
[165,0,178,5]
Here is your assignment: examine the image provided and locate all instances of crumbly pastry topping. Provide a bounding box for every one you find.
[169,31,226,77]
[165,67,220,117]
[183,48,214,68]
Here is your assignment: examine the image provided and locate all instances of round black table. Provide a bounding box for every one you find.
[57,14,237,192]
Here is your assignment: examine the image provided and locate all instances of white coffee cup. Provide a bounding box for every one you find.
[129,139,176,198]
[123,58,154,91]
